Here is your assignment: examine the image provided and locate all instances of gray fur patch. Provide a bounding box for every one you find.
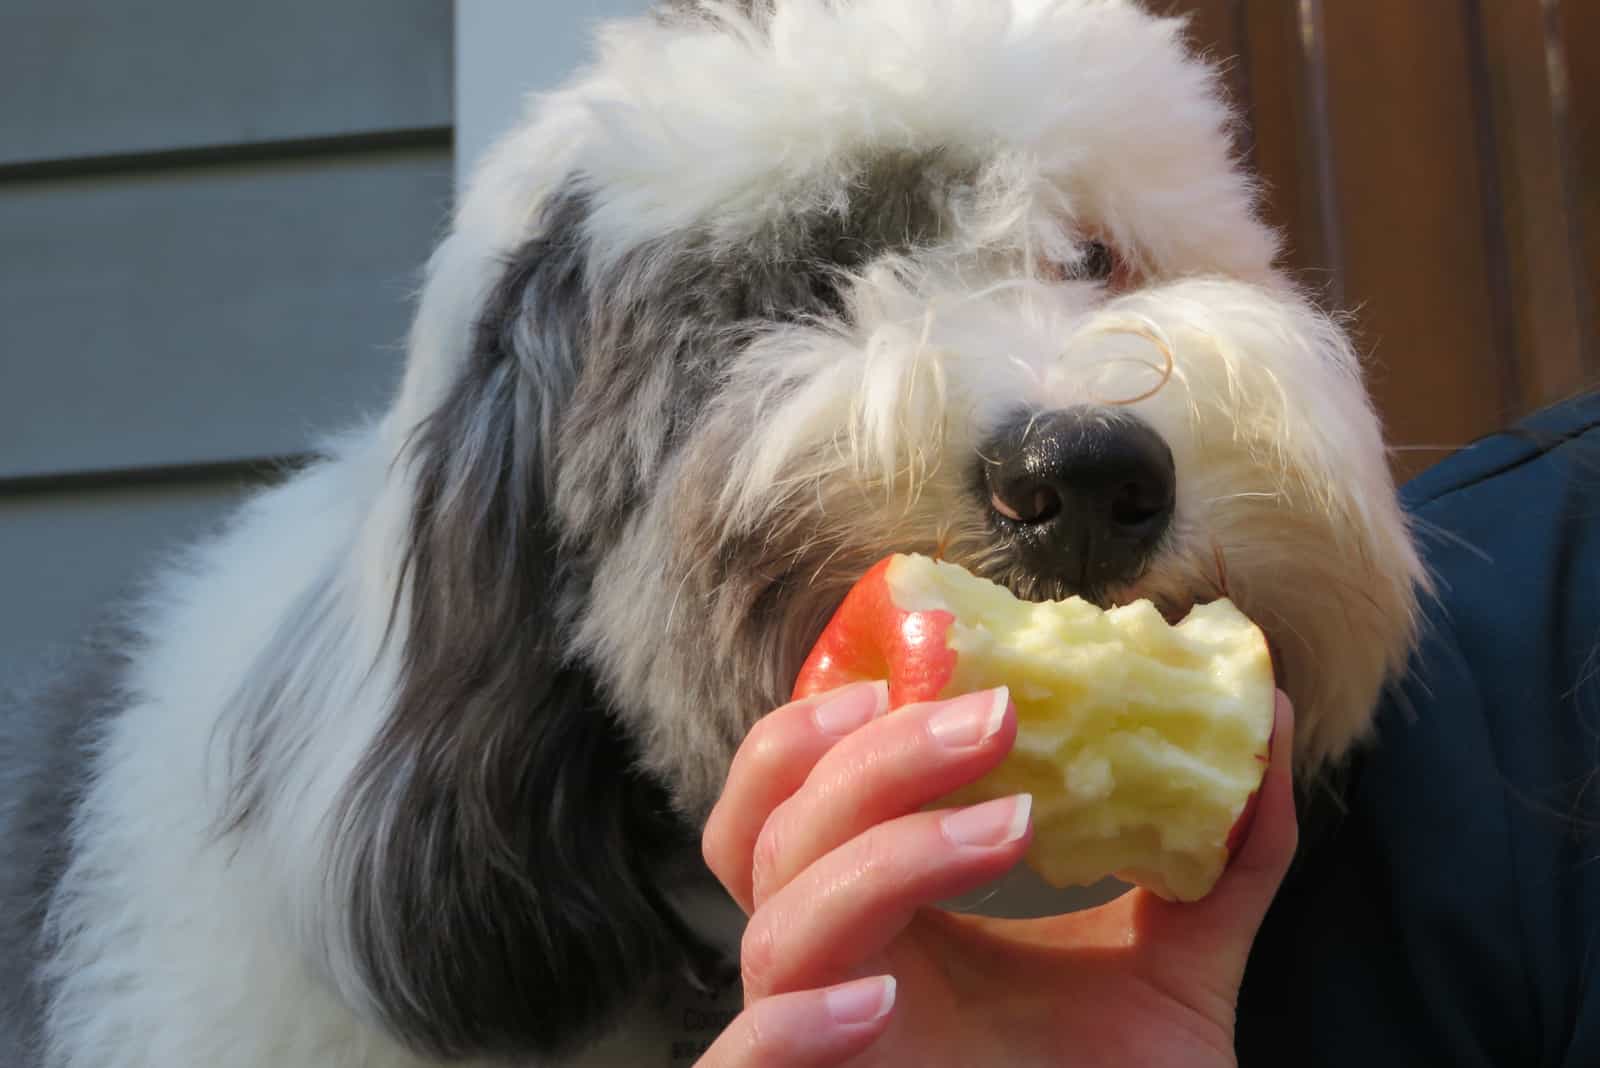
[336,186,721,1062]
[558,150,961,542]
[655,0,770,27]
[551,150,972,816]
[0,629,133,1068]
[209,147,967,1060]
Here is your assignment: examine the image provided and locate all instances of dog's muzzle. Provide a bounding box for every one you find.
[981,407,1175,596]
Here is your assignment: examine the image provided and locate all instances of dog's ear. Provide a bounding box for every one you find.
[338,192,717,1062]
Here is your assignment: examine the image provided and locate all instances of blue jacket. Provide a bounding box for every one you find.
[1237,394,1600,1066]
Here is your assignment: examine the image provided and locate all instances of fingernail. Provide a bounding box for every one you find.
[927,687,1009,749]
[941,793,1032,848]
[823,974,897,1025]
[812,680,889,736]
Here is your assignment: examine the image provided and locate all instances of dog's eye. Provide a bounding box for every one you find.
[1079,240,1117,282]
[1037,239,1134,289]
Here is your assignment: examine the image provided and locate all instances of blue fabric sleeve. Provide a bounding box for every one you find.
[1237,395,1600,1066]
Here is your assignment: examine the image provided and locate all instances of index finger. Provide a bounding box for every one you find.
[694,975,896,1068]
[702,680,888,913]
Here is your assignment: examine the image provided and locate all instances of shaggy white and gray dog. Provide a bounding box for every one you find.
[1,1,1425,1065]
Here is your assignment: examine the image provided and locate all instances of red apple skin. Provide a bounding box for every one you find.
[792,556,960,708]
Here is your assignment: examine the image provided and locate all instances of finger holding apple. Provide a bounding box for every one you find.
[746,686,1022,910]
[703,679,1027,921]
[703,679,891,913]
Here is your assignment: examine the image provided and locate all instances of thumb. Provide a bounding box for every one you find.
[1133,690,1298,984]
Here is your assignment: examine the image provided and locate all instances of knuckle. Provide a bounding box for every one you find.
[726,716,787,793]
[739,917,779,998]
[744,716,791,775]
[852,825,910,888]
[749,812,787,903]
[739,1007,775,1063]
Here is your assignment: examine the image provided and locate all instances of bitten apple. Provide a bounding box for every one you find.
[793,553,1275,902]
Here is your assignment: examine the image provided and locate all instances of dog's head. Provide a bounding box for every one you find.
[345,0,1424,1058]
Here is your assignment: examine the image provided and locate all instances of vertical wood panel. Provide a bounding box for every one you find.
[1238,1,1330,290]
[1293,0,1347,312]
[1556,0,1600,390]
[1321,2,1507,478]
[1476,0,1591,409]
[1157,0,1251,142]
[1156,0,1596,476]
[1459,0,1521,417]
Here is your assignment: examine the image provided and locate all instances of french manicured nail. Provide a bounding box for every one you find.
[812,680,889,736]
[927,687,1009,749]
[941,793,1032,848]
[823,974,897,1025]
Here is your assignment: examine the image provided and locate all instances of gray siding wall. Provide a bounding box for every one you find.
[0,1,454,678]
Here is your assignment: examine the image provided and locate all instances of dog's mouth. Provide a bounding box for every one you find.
[943,564,1289,691]
[1140,593,1287,689]
[819,556,1287,693]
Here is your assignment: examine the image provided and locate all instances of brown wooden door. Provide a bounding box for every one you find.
[1163,0,1598,481]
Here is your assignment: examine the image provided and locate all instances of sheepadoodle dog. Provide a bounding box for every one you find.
[1,1,1426,1065]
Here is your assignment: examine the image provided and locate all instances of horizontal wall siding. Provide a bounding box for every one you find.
[0,475,260,680]
[0,0,451,168]
[0,145,451,479]
[0,3,453,675]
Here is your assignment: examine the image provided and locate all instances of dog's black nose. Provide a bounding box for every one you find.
[982,408,1175,593]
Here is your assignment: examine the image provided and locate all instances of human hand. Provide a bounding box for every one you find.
[695,681,1297,1067]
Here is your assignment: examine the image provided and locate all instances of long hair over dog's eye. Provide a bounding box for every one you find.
[1040,238,1134,290]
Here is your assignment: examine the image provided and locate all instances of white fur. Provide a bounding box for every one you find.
[398,0,1274,433]
[36,2,1424,1066]
[584,264,1420,796]
[42,432,438,1066]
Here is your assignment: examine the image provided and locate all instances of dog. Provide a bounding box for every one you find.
[1,1,1426,1065]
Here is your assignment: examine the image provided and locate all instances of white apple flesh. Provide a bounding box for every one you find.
[794,553,1276,903]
